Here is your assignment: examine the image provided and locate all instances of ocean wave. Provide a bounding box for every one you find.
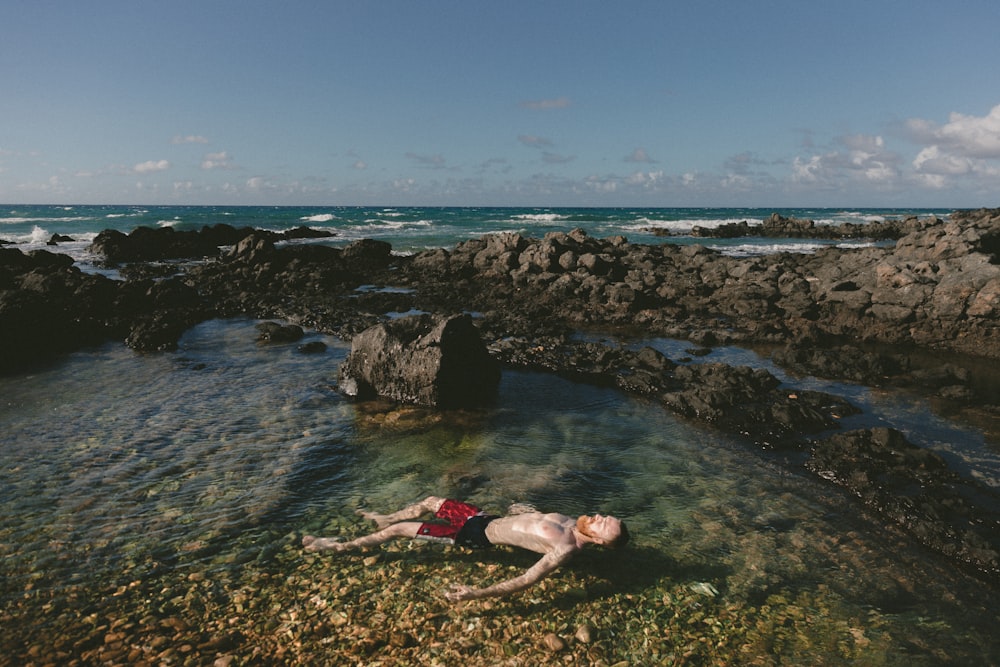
[715,241,824,257]
[628,217,764,233]
[510,213,571,223]
[300,213,337,223]
[358,219,433,229]
[0,216,93,225]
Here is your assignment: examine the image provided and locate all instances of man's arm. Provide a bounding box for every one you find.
[444,546,576,602]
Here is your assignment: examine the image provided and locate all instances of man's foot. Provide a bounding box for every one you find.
[357,509,391,528]
[302,535,346,552]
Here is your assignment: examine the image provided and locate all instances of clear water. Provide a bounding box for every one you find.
[2,319,998,663]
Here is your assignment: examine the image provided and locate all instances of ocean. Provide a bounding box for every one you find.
[1,204,954,268]
[2,204,998,663]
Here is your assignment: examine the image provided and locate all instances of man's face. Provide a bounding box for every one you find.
[579,514,622,544]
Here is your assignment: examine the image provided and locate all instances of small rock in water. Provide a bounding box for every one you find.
[689,581,719,597]
[256,321,305,343]
[388,631,415,648]
[575,623,596,643]
[542,632,566,652]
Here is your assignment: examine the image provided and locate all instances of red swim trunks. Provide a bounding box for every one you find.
[417,499,496,548]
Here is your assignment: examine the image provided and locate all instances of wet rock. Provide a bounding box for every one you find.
[283,225,336,240]
[297,341,328,354]
[256,321,305,343]
[0,248,123,372]
[808,427,1000,578]
[771,344,908,386]
[388,631,415,648]
[542,632,566,652]
[575,623,596,643]
[90,224,257,263]
[338,313,500,408]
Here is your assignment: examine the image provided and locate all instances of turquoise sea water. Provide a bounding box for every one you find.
[2,206,999,662]
[1,204,951,265]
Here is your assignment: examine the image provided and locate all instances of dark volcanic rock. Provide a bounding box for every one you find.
[0,248,123,372]
[808,427,1000,577]
[257,321,305,343]
[89,225,243,262]
[338,313,500,408]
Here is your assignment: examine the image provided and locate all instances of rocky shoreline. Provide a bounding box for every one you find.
[2,208,999,582]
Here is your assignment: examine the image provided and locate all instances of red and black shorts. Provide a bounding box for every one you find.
[418,499,497,549]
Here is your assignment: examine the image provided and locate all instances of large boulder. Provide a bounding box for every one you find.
[338,313,500,408]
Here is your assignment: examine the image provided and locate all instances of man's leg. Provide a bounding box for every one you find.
[358,496,447,528]
[303,521,423,552]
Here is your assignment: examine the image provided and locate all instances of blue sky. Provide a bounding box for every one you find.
[2,1,999,207]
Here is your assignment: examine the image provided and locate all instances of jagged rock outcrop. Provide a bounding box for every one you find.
[337,314,500,408]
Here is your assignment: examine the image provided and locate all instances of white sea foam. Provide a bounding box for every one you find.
[359,218,432,229]
[716,242,825,257]
[29,225,51,244]
[1,216,91,225]
[627,217,764,234]
[510,213,571,223]
[300,213,336,223]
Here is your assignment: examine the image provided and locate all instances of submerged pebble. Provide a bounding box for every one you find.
[542,632,566,652]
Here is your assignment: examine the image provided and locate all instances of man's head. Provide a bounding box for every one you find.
[577,514,629,548]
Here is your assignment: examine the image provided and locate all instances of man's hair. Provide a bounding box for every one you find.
[607,520,630,549]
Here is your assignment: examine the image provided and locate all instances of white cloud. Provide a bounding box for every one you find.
[518,134,553,148]
[624,148,657,163]
[791,154,826,184]
[585,175,618,193]
[625,170,664,187]
[790,134,899,187]
[905,103,1000,159]
[201,151,232,169]
[133,159,170,174]
[520,96,571,110]
[903,105,1000,192]
[353,159,367,170]
[405,152,446,169]
[542,152,575,164]
[912,145,973,175]
[172,135,209,145]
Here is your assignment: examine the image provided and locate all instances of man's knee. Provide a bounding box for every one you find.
[424,496,447,512]
[386,522,423,539]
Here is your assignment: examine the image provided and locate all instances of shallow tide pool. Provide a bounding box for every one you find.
[1,319,997,665]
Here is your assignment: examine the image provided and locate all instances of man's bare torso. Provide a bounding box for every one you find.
[485,512,581,554]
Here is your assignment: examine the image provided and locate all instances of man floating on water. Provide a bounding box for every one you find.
[302,495,629,601]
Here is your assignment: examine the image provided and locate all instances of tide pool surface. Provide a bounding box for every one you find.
[1,319,997,664]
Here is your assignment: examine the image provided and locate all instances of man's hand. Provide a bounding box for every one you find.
[302,535,345,552]
[444,584,478,602]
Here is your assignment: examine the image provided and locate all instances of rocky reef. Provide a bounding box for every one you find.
[2,209,1000,580]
